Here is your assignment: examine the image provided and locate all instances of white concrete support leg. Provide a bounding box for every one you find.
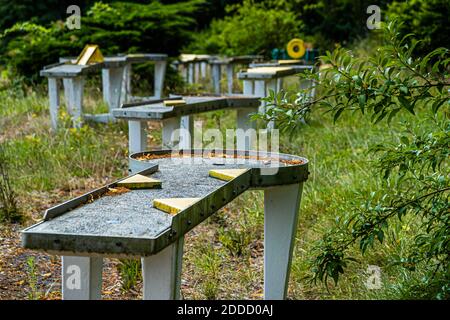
[181,65,188,82]
[102,67,125,115]
[62,256,103,300]
[179,115,193,150]
[212,64,221,94]
[48,78,61,131]
[141,237,184,300]
[264,183,304,300]
[66,77,85,128]
[194,62,200,83]
[62,79,72,114]
[162,117,180,149]
[226,64,234,94]
[188,63,194,85]
[254,80,267,113]
[154,61,167,99]
[121,64,132,105]
[236,107,258,151]
[277,78,284,92]
[128,120,147,154]
[243,80,254,96]
[200,62,207,79]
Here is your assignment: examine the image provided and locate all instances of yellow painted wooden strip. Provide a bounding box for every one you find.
[153,198,201,215]
[246,66,292,74]
[117,174,161,189]
[278,59,302,65]
[163,99,187,107]
[208,169,249,181]
[76,44,104,65]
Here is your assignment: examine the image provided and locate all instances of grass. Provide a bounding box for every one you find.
[0,80,440,299]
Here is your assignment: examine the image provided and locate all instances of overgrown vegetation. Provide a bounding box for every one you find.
[0,144,21,223]
[262,22,449,299]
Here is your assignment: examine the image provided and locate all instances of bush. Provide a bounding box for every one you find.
[387,0,450,54]
[0,0,206,82]
[186,0,303,57]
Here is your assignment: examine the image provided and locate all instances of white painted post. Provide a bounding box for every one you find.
[102,67,124,115]
[62,256,103,300]
[128,120,147,154]
[121,63,132,105]
[277,78,284,92]
[226,64,234,94]
[181,64,188,82]
[162,117,180,149]
[194,62,200,84]
[264,183,304,300]
[200,62,207,79]
[179,115,193,150]
[236,108,258,151]
[141,237,184,300]
[188,63,194,85]
[66,77,85,128]
[154,61,167,99]
[48,78,61,131]
[254,80,266,113]
[211,64,221,94]
[243,80,254,96]
[62,79,72,114]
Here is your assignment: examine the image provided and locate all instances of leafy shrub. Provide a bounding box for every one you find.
[261,21,449,299]
[387,0,450,55]
[186,0,303,56]
[0,144,22,223]
[0,0,206,82]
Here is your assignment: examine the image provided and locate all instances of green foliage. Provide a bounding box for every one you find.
[186,0,302,56]
[261,21,449,299]
[117,259,142,292]
[387,0,450,55]
[26,256,41,300]
[0,144,22,223]
[0,0,206,82]
[0,0,95,30]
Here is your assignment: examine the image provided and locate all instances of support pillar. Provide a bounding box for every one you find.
[62,256,103,300]
[128,120,147,154]
[48,78,61,131]
[65,76,85,128]
[226,64,234,94]
[141,237,184,300]
[211,64,221,94]
[264,183,304,300]
[154,61,167,99]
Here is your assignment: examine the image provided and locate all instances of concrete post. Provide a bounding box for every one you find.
[243,80,254,96]
[154,61,167,99]
[236,108,258,151]
[141,236,184,300]
[226,64,234,94]
[65,76,85,128]
[128,120,147,154]
[102,67,125,115]
[62,256,103,300]
[48,78,61,131]
[211,64,221,94]
[263,183,303,300]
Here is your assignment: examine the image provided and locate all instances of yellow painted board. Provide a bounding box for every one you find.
[117,174,161,189]
[278,59,302,65]
[163,99,187,107]
[247,67,292,74]
[75,44,104,65]
[153,198,201,215]
[208,169,249,181]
